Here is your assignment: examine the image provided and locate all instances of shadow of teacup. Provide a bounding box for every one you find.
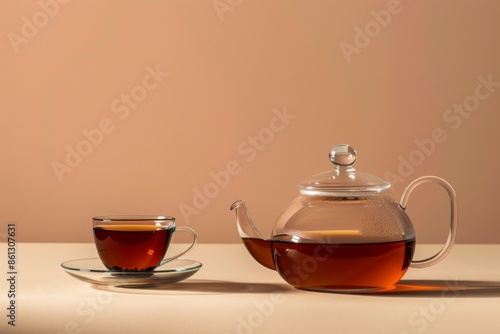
[94,279,293,295]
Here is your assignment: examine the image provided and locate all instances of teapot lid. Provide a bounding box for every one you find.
[298,144,390,195]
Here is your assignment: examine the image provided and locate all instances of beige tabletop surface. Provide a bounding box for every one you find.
[2,243,500,334]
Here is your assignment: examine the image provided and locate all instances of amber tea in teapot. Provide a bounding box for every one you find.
[271,234,415,290]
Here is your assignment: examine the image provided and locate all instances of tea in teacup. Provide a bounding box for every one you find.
[92,216,196,272]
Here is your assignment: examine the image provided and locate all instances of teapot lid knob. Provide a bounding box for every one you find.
[300,144,390,194]
[329,144,357,166]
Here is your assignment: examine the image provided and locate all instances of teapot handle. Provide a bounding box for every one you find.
[399,176,458,268]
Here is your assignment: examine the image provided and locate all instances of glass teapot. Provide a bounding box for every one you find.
[230,144,457,292]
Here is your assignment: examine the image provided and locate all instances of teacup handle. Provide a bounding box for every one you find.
[399,176,458,268]
[160,226,197,265]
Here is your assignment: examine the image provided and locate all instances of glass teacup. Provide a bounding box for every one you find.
[92,215,197,271]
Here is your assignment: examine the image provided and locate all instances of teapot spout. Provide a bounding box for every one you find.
[230,200,275,270]
[230,200,269,240]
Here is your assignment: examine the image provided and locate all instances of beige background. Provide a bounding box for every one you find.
[1,0,499,244]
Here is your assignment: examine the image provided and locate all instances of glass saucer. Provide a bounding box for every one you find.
[61,258,202,286]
